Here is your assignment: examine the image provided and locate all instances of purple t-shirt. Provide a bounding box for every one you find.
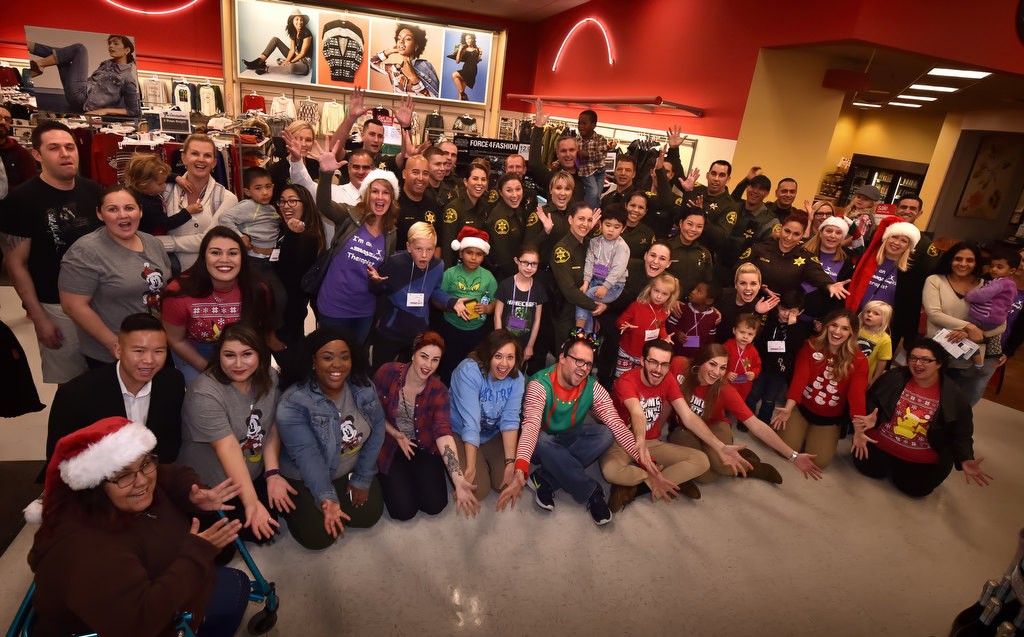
[1002,289,1024,349]
[803,251,845,294]
[317,226,385,318]
[859,258,897,310]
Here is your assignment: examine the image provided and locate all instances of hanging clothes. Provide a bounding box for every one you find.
[320,101,344,135]
[143,77,170,107]
[198,85,218,116]
[242,93,266,113]
[171,81,197,112]
[297,100,321,128]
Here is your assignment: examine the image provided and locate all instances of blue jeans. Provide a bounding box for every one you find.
[30,42,89,110]
[946,361,999,407]
[575,280,624,332]
[579,170,606,209]
[746,371,789,423]
[317,314,374,344]
[174,341,216,386]
[197,566,250,637]
[533,423,613,503]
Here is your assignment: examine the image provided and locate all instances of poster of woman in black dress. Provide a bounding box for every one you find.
[440,30,491,103]
[448,33,481,101]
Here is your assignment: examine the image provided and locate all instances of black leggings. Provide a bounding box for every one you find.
[377,451,449,521]
[853,444,953,498]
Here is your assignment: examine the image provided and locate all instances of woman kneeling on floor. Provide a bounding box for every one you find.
[374,331,479,519]
[275,328,385,549]
[668,344,824,485]
[28,417,248,637]
[851,337,992,497]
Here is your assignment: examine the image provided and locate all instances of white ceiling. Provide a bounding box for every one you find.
[395,0,588,22]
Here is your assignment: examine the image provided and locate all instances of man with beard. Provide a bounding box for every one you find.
[600,155,638,207]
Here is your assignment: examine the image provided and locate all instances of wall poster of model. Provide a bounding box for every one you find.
[367,20,445,98]
[25,27,141,117]
[439,30,491,103]
[236,0,318,84]
[316,12,370,87]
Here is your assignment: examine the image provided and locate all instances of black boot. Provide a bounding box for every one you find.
[243,57,265,70]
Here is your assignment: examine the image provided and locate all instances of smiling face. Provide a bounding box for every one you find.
[500,179,523,208]
[366,180,393,217]
[184,140,216,181]
[102,453,156,514]
[825,317,853,349]
[706,163,730,195]
[505,156,526,178]
[219,339,259,385]
[348,152,374,189]
[314,340,351,397]
[490,342,517,381]
[549,178,573,210]
[97,190,141,243]
[205,237,242,287]
[116,329,167,390]
[291,127,314,157]
[626,194,647,226]
[883,234,911,260]
[679,213,704,245]
[643,244,671,278]
[568,207,594,240]
[776,180,797,207]
[555,138,577,169]
[278,187,304,222]
[516,252,539,277]
[777,221,804,252]
[557,342,593,388]
[613,161,635,189]
[411,344,442,382]
[908,347,940,384]
[818,224,844,251]
[950,249,977,279]
[577,114,596,139]
[464,167,489,201]
[362,122,385,154]
[895,198,922,223]
[403,157,429,197]
[439,143,458,173]
[396,29,416,56]
[745,183,768,207]
[292,15,305,30]
[698,356,729,386]
[427,153,447,185]
[641,346,671,387]
[735,273,760,303]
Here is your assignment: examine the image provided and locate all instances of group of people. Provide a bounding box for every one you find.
[1,99,1015,635]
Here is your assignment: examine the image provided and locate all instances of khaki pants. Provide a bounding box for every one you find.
[38,303,87,384]
[453,433,510,500]
[668,421,735,484]
[776,407,840,469]
[600,439,710,487]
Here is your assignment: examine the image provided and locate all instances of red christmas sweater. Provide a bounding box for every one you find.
[616,301,669,358]
[723,338,761,400]
[786,341,868,421]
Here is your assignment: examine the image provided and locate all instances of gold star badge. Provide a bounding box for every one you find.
[793,256,806,266]
[709,203,719,211]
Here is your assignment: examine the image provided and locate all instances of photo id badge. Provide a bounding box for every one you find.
[406,292,425,307]
[592,264,609,280]
[684,335,701,349]
[767,340,786,353]
[508,316,527,330]
[269,248,281,262]
[644,328,660,341]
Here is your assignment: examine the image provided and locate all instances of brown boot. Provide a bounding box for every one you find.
[739,448,761,467]
[746,461,783,485]
[609,484,637,512]
[677,480,702,500]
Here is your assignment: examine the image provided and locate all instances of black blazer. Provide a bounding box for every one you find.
[46,363,186,465]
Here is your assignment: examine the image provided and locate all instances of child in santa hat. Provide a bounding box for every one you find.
[439,226,498,383]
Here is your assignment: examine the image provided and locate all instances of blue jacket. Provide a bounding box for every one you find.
[375,251,455,340]
[448,358,525,447]
[276,379,386,504]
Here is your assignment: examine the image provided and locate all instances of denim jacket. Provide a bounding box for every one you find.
[276,379,386,504]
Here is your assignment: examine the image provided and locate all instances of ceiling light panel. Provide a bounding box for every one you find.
[928,67,991,79]
[909,84,959,93]
[897,94,938,101]
[889,101,922,108]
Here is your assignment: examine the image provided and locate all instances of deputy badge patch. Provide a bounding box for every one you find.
[443,208,458,224]
[927,244,938,257]
[740,247,751,260]
[726,211,738,225]
[487,190,499,204]
[526,212,538,226]
[553,246,571,264]
[495,219,510,235]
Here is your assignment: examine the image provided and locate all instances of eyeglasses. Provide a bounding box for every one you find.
[517,260,539,268]
[277,199,301,207]
[644,358,671,370]
[908,355,937,364]
[564,352,594,370]
[106,454,158,489]
[0,116,13,122]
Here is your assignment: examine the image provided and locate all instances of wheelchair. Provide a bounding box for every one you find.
[6,512,279,637]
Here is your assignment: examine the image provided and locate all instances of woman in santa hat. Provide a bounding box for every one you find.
[27,416,248,637]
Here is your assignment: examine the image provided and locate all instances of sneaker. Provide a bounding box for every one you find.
[608,484,637,513]
[529,473,555,511]
[587,488,613,525]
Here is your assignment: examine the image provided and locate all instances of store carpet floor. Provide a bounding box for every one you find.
[0,461,43,556]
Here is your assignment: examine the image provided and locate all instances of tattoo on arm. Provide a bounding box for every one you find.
[442,445,463,477]
[0,232,27,255]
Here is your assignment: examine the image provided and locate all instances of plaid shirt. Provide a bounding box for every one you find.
[374,362,452,475]
[576,132,608,177]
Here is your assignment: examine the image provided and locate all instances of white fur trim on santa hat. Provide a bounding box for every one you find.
[59,422,157,491]
[451,236,491,255]
[818,215,850,234]
[882,221,921,250]
[23,496,43,524]
[358,169,399,199]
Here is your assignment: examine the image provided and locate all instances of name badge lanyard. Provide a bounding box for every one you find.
[684,308,708,339]
[733,344,749,375]
[508,280,532,328]
[179,182,211,211]
[406,259,429,307]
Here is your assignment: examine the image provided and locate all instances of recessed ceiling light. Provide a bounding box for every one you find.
[897,94,938,101]
[928,67,991,79]
[889,101,922,108]
[852,102,882,108]
[910,84,959,93]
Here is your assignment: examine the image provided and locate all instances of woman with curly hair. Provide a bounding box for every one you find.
[450,32,482,101]
[771,308,869,468]
[243,9,314,76]
[369,23,440,97]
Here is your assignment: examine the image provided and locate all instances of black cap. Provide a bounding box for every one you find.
[748,174,772,191]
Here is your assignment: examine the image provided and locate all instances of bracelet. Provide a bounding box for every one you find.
[263,469,280,479]
[504,458,515,466]
[788,451,798,463]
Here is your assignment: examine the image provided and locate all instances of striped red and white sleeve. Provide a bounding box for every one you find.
[592,382,644,466]
[514,380,547,475]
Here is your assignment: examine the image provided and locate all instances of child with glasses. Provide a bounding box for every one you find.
[494,245,547,366]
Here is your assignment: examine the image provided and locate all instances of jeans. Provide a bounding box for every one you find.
[746,371,789,423]
[579,170,606,209]
[173,341,216,386]
[946,363,999,407]
[575,280,625,332]
[30,42,89,110]
[197,567,250,637]
[258,37,311,75]
[533,424,613,503]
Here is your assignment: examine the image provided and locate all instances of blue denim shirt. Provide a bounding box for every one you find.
[276,379,386,504]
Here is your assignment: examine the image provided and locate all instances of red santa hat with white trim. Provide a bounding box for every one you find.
[845,216,921,312]
[451,226,491,255]
[24,416,157,524]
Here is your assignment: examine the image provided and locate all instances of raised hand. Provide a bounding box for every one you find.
[667,125,686,148]
[679,169,700,192]
[395,94,415,128]
[313,139,345,174]
[192,516,242,549]
[535,205,554,233]
[745,166,762,181]
[534,99,549,127]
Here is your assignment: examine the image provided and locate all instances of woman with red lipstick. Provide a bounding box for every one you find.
[179,322,286,543]
[438,160,491,268]
[59,186,171,368]
[714,263,780,343]
[771,308,869,469]
[162,227,275,385]
[374,331,480,519]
